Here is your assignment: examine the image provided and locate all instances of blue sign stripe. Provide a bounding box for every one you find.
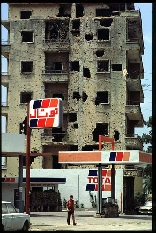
[86,184,95,191]
[33,100,42,109]
[30,119,38,127]
[109,152,116,161]
[88,170,97,176]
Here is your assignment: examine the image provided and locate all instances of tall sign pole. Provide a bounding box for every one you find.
[26,103,31,214]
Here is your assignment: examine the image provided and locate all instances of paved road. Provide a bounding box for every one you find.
[29,210,152,231]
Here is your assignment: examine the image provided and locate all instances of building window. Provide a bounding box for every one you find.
[98,29,109,40]
[93,123,109,142]
[70,61,79,71]
[21,61,33,73]
[20,92,32,103]
[20,11,32,19]
[112,64,122,71]
[97,60,109,72]
[21,31,33,42]
[95,91,109,105]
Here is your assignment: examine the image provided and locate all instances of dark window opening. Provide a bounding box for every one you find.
[21,31,33,42]
[96,49,104,57]
[82,145,99,151]
[95,91,108,105]
[45,20,69,41]
[70,61,79,71]
[52,127,65,142]
[112,64,122,71]
[83,67,91,78]
[23,157,32,168]
[53,93,64,100]
[21,61,33,73]
[98,29,109,40]
[19,123,24,134]
[82,91,88,102]
[20,11,32,19]
[76,3,84,18]
[57,5,71,17]
[128,63,140,78]
[100,18,113,27]
[69,113,77,122]
[85,33,93,41]
[69,145,78,151]
[20,92,32,103]
[53,155,62,169]
[97,60,109,72]
[52,62,62,71]
[93,123,108,142]
[96,9,112,17]
[72,19,80,30]
[73,92,81,101]
[73,123,78,128]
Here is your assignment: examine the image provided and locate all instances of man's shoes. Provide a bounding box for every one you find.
[68,223,70,225]
[73,223,77,225]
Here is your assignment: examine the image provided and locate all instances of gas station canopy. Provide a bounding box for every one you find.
[58,150,152,165]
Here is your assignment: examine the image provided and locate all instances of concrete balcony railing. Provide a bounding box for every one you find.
[125,101,144,127]
[1,41,11,58]
[1,102,9,117]
[41,129,67,144]
[126,79,144,103]
[125,134,143,150]
[1,72,10,87]
[42,68,69,83]
[42,39,70,51]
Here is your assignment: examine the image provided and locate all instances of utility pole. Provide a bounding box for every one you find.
[18,154,24,212]
[26,103,31,214]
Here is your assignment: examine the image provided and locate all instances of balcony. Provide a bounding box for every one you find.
[42,39,70,52]
[125,101,144,127]
[1,20,10,30]
[126,77,144,103]
[1,72,10,87]
[41,128,66,145]
[1,41,11,58]
[125,134,143,150]
[1,102,9,116]
[42,68,69,83]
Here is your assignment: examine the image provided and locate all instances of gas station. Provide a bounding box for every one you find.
[58,135,152,217]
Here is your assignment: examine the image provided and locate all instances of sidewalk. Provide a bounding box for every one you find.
[29,210,152,231]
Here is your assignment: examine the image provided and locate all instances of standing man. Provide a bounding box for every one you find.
[66,195,77,225]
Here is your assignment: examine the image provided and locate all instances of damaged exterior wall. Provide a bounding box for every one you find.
[2,3,143,177]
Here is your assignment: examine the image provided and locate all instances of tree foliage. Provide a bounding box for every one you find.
[140,116,152,153]
[139,116,152,194]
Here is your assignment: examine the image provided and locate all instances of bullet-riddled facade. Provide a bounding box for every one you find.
[2,3,144,211]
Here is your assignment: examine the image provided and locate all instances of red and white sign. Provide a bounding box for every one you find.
[29,98,63,128]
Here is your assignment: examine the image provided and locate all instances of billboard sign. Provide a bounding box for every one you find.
[29,98,63,128]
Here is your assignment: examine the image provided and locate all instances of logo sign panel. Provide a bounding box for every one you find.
[29,98,63,128]
[86,169,116,191]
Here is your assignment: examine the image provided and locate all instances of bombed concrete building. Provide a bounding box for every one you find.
[1,3,145,211]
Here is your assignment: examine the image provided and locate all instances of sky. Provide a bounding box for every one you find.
[1,3,152,150]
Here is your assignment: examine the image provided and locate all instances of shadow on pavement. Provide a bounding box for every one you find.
[119,215,152,220]
[30,213,65,217]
